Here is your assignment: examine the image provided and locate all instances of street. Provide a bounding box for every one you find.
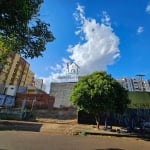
[0,131,150,150]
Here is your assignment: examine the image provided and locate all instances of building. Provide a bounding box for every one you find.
[50,82,76,108]
[15,93,55,109]
[25,85,46,94]
[50,76,150,108]
[24,70,34,87]
[31,78,46,93]
[41,83,46,92]
[117,77,150,92]
[117,78,134,91]
[34,79,43,89]
[142,80,150,92]
[0,53,34,93]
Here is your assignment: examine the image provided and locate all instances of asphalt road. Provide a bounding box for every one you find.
[0,131,150,150]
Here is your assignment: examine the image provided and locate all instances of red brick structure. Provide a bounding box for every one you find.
[16,93,55,109]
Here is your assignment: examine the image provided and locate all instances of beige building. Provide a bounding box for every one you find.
[24,70,34,87]
[0,53,34,92]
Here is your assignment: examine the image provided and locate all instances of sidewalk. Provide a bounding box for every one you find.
[0,119,150,139]
[37,119,150,139]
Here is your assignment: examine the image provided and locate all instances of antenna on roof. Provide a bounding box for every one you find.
[136,74,145,80]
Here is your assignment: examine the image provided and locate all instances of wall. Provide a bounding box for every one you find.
[16,93,55,109]
[50,82,76,108]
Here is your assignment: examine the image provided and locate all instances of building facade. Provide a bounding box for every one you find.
[0,53,34,93]
[34,79,43,90]
[117,77,150,92]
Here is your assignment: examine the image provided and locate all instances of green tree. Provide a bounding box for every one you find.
[70,71,130,129]
[0,0,55,62]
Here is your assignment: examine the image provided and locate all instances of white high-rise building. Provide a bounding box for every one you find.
[117,77,150,92]
[143,80,150,92]
[117,78,134,91]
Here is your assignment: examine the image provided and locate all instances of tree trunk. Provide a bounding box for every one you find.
[104,116,108,129]
[95,114,100,129]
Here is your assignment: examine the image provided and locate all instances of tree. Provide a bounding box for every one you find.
[70,71,130,129]
[0,0,55,62]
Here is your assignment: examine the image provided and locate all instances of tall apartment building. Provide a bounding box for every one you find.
[117,78,134,91]
[142,80,150,92]
[24,70,34,87]
[0,53,34,92]
[117,77,150,92]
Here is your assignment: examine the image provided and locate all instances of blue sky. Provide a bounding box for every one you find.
[27,0,150,92]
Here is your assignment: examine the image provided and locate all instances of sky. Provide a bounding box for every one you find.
[27,0,150,93]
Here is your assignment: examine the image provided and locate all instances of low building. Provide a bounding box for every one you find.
[16,93,55,109]
[33,78,46,92]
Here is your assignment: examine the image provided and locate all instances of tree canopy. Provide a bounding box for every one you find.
[70,71,130,128]
[0,0,55,63]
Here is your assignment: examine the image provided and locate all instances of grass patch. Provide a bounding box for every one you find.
[128,92,150,108]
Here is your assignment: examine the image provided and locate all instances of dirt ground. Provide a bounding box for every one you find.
[0,108,150,150]
[1,120,150,150]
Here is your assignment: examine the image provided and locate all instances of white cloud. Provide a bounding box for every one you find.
[146,4,150,14]
[68,4,120,75]
[137,26,144,34]
[101,11,111,26]
[40,4,120,93]
[50,64,62,72]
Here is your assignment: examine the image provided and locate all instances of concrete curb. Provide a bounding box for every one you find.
[67,125,150,139]
[80,131,150,139]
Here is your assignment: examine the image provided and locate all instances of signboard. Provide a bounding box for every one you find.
[0,94,15,107]
[4,95,15,107]
[57,62,80,80]
[0,94,6,106]
[67,62,79,75]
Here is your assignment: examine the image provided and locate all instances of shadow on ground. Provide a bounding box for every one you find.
[0,121,42,132]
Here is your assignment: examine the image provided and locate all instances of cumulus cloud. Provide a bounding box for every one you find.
[68,4,120,74]
[101,11,111,26]
[146,4,150,14]
[137,26,144,34]
[41,4,120,93]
